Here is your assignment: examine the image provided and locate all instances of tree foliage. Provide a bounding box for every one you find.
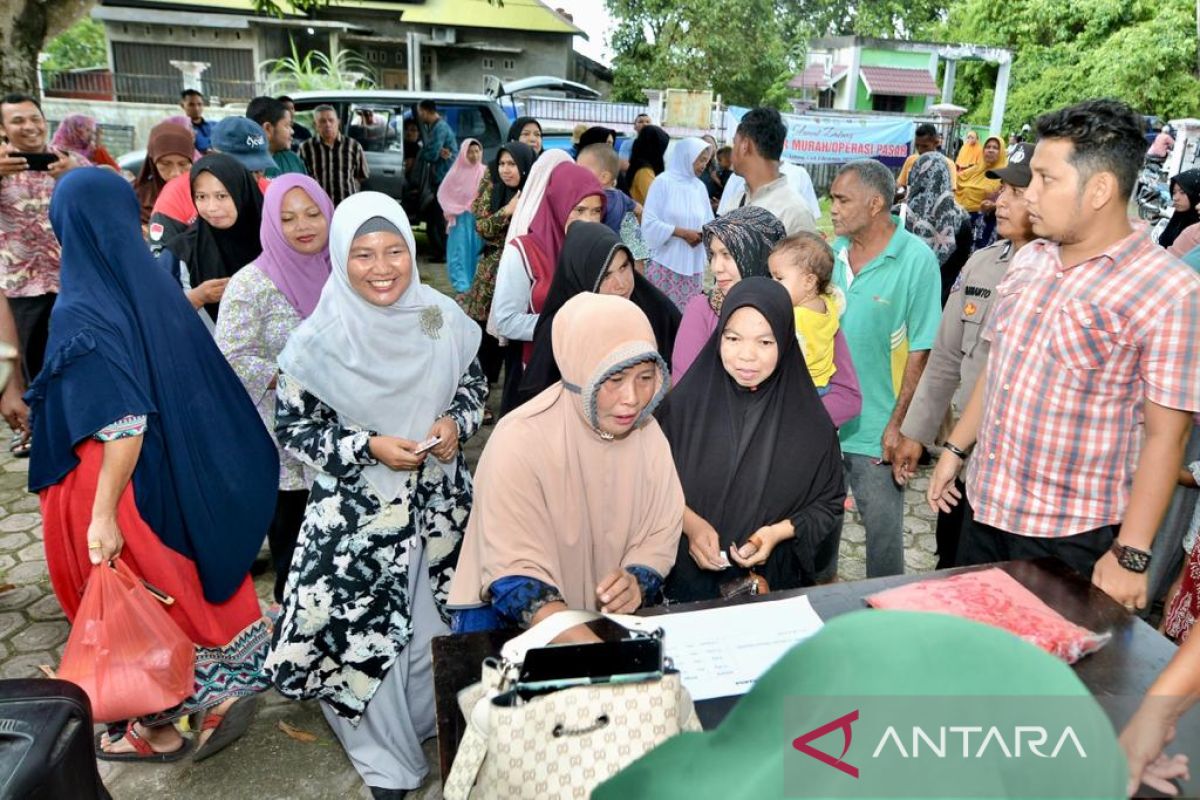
[42,17,107,77]
[261,39,376,93]
[606,0,793,107]
[933,0,1200,130]
[1,0,94,94]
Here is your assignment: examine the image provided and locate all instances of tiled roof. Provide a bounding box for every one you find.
[788,64,848,91]
[858,66,939,97]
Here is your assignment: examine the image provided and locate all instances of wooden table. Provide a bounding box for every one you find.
[431,559,1197,792]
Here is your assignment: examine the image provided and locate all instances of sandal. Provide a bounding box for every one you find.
[192,694,258,763]
[94,722,192,763]
[9,433,29,459]
[483,408,495,426]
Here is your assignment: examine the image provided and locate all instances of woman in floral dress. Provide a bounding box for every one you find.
[459,141,535,421]
[266,192,484,799]
[216,174,333,606]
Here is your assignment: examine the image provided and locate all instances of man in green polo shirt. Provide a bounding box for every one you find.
[827,159,941,579]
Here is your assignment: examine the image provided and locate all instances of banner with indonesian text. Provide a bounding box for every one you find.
[727,107,914,166]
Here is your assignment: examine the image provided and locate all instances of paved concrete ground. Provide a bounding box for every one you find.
[0,257,940,799]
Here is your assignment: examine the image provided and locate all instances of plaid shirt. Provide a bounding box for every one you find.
[299,134,368,207]
[966,228,1200,537]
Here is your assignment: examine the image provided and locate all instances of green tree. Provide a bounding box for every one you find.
[42,17,107,77]
[933,0,1200,129]
[606,0,792,107]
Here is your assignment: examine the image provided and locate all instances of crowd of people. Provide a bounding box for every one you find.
[1,85,1200,797]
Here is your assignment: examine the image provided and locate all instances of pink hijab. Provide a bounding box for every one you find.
[437,138,487,227]
[256,174,334,318]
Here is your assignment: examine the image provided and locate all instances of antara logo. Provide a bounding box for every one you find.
[793,710,859,778]
[793,711,1088,778]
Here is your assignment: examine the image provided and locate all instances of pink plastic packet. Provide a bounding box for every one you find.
[866,568,1111,664]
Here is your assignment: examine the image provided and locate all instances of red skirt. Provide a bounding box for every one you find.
[40,439,262,649]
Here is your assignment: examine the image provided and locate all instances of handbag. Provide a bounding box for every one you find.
[443,610,701,800]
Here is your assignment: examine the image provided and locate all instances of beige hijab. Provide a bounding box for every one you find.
[449,293,684,611]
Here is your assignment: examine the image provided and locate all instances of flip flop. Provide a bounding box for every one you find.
[94,722,193,763]
[9,434,29,459]
[192,694,258,763]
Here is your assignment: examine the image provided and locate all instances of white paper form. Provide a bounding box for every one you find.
[651,594,825,701]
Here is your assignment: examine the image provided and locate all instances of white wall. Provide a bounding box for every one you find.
[41,98,244,155]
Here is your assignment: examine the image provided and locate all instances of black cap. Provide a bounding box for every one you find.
[986,142,1034,188]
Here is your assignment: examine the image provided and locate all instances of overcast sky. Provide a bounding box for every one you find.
[549,0,617,64]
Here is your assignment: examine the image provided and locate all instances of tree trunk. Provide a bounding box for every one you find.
[0,0,95,96]
[1196,0,1200,79]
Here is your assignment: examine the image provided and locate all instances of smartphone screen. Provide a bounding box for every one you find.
[413,436,441,455]
[19,152,58,172]
[518,638,662,688]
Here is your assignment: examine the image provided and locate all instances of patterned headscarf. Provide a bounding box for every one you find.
[50,114,98,160]
[701,205,786,313]
[901,152,970,266]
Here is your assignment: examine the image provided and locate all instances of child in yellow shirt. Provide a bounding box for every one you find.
[768,233,841,394]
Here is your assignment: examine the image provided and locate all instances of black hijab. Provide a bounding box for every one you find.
[621,125,670,192]
[517,222,681,406]
[579,126,616,150]
[656,278,844,603]
[489,141,535,215]
[1160,169,1200,248]
[507,116,543,157]
[164,153,264,321]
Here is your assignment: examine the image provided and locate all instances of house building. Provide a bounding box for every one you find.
[87,0,583,103]
[789,36,1013,134]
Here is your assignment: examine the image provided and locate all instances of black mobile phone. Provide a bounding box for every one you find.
[516,637,663,694]
[19,152,59,172]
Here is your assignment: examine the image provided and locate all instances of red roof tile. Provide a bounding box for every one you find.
[858,66,939,97]
[789,64,848,91]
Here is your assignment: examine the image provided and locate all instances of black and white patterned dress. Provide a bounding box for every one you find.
[265,361,486,721]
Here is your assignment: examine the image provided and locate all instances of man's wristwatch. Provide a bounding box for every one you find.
[1110,540,1152,574]
[943,441,970,460]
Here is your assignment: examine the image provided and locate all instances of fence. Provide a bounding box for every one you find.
[42,70,263,106]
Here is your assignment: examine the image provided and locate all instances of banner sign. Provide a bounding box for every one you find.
[727,107,914,165]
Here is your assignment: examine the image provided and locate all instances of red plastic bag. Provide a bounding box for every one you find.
[866,568,1111,664]
[57,558,195,723]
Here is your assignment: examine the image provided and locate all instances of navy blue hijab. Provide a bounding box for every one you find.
[27,168,279,603]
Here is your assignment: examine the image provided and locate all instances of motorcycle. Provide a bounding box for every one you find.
[1136,157,1171,222]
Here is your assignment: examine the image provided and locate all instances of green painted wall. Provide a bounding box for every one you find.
[905,94,927,113]
[855,79,870,110]
[859,48,931,69]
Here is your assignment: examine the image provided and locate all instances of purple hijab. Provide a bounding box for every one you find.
[257,174,334,318]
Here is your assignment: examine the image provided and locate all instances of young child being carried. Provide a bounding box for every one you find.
[768,233,842,395]
[577,142,649,272]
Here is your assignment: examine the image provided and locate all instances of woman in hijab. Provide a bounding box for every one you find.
[954,135,1007,250]
[50,114,119,169]
[657,278,844,603]
[508,115,544,159]
[517,221,680,405]
[1159,168,1200,250]
[954,129,982,173]
[490,156,605,413]
[450,292,683,632]
[578,125,616,151]
[622,124,670,205]
[32,169,278,763]
[437,138,487,293]
[902,151,973,304]
[162,154,264,328]
[215,174,333,609]
[641,138,715,310]
[134,120,195,226]
[672,208,862,427]
[266,192,484,798]
[460,142,536,423]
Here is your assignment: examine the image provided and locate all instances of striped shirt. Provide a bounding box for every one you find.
[298,134,369,207]
[966,228,1200,538]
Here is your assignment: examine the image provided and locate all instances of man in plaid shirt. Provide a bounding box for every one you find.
[928,99,1200,612]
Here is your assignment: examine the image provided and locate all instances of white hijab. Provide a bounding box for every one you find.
[641,137,714,277]
[505,149,573,244]
[278,192,481,503]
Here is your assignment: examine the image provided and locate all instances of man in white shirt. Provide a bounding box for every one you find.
[720,107,817,235]
[718,160,821,220]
